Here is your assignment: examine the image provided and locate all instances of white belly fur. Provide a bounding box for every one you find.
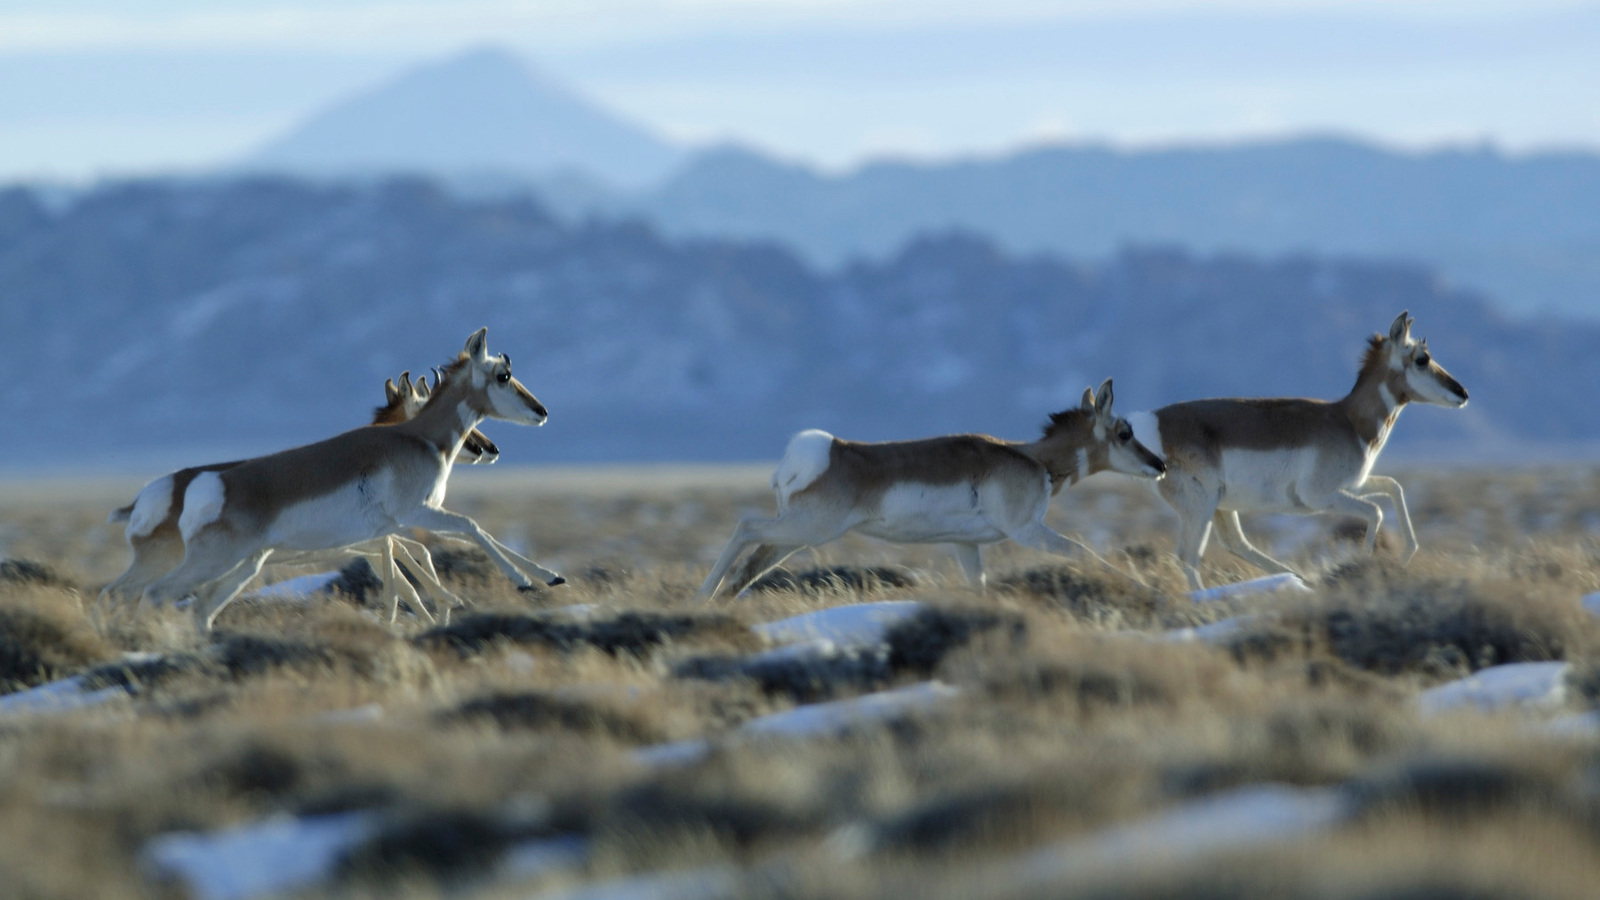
[265,471,399,551]
[855,482,1008,544]
[1218,447,1324,512]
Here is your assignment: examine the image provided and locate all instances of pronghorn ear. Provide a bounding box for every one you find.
[416,377,431,397]
[464,327,490,362]
[398,371,412,393]
[1080,387,1096,412]
[1388,311,1412,343]
[1094,378,1114,417]
[384,379,399,404]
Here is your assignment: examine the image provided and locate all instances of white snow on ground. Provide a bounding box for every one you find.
[249,571,341,599]
[1538,711,1600,739]
[751,600,923,648]
[1188,573,1310,603]
[1161,615,1256,644]
[0,676,126,716]
[1418,661,1570,715]
[498,835,588,881]
[531,865,739,900]
[1581,592,1600,618]
[143,811,379,900]
[1007,784,1353,889]
[632,681,961,768]
[741,681,958,738]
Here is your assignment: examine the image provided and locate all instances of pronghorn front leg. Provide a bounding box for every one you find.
[1357,475,1418,562]
[1006,522,1147,588]
[400,507,559,591]
[1211,510,1300,579]
[951,543,985,588]
[1320,490,1385,554]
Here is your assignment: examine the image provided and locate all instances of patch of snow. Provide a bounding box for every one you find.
[1188,573,1310,603]
[741,681,957,739]
[1537,711,1600,739]
[250,571,341,599]
[499,834,588,881]
[630,740,712,768]
[312,703,384,724]
[1161,615,1255,644]
[1010,784,1352,888]
[1580,592,1600,618]
[532,865,739,900]
[0,676,127,716]
[751,600,923,648]
[632,681,960,768]
[1418,661,1570,715]
[143,811,378,900]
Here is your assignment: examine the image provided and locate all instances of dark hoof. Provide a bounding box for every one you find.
[548,576,567,587]
[517,584,542,594]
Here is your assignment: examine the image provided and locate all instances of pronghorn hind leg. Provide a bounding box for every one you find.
[95,537,185,628]
[724,544,805,599]
[701,512,851,601]
[951,543,985,589]
[193,549,274,634]
[1358,475,1418,562]
[1211,510,1300,579]
[392,537,464,616]
[381,538,434,625]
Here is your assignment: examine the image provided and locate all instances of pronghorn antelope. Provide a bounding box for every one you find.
[97,372,501,625]
[699,379,1166,601]
[138,328,564,633]
[1127,311,1469,590]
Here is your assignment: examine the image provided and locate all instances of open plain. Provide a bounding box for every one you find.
[3,463,1600,899]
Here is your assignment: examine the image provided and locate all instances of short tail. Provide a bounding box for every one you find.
[773,429,834,511]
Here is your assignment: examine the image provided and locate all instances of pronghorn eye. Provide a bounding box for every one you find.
[1415,353,1430,367]
[496,370,511,384]
[1118,427,1132,442]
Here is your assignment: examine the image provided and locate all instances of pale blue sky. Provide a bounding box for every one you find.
[2,0,1596,179]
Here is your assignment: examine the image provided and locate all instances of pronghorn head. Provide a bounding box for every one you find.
[416,372,501,463]
[454,327,549,426]
[1046,379,1165,481]
[1377,311,1469,409]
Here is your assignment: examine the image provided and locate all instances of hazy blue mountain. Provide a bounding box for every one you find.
[576,139,1600,319]
[245,47,684,188]
[1,177,1594,471]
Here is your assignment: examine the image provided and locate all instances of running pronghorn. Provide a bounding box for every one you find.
[97,372,501,625]
[1126,311,1469,590]
[699,379,1166,600]
[138,329,564,633]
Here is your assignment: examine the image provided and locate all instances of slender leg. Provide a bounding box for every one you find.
[951,543,985,588]
[1358,475,1418,562]
[1211,510,1301,579]
[141,539,264,634]
[392,537,465,614]
[193,549,273,634]
[1318,490,1385,554]
[425,531,565,588]
[1159,475,1221,591]
[399,507,553,591]
[94,533,186,627]
[700,511,851,601]
[382,537,434,624]
[725,544,805,598]
[1004,522,1147,588]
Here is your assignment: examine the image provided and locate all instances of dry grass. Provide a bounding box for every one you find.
[1,464,1599,898]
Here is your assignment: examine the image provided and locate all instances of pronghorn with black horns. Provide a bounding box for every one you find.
[1127,311,1469,590]
[139,328,564,632]
[699,379,1166,601]
[97,371,503,626]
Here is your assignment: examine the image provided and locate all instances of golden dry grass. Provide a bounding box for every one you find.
[1,464,1599,899]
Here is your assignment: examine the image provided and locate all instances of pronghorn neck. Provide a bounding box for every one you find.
[1022,411,1096,493]
[396,360,485,460]
[1340,337,1409,448]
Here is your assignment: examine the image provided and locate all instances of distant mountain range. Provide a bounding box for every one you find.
[244,47,684,189]
[0,177,1594,470]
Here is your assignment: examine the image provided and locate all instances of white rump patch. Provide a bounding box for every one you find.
[127,475,176,539]
[178,471,227,541]
[1125,411,1165,460]
[773,429,834,509]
